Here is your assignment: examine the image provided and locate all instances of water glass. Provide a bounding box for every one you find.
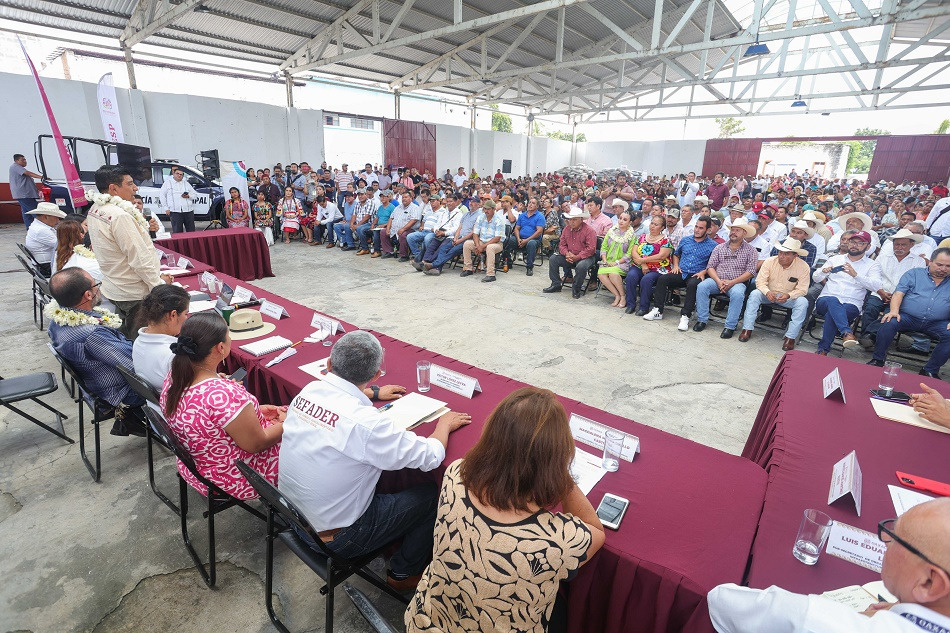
[878,361,902,396]
[602,429,623,472]
[792,509,833,565]
[417,361,431,392]
[321,321,333,347]
[379,348,387,377]
[198,276,209,293]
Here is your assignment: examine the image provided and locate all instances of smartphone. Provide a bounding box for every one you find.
[896,471,950,497]
[870,389,911,402]
[229,367,247,383]
[830,265,845,273]
[595,493,629,530]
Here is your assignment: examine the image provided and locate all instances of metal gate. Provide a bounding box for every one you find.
[383,119,436,177]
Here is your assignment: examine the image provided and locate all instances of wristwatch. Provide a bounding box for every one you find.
[370,385,380,400]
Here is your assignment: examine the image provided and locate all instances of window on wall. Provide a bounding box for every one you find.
[350,118,375,130]
[325,114,339,126]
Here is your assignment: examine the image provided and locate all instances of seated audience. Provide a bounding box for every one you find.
[812,231,883,354]
[313,195,343,247]
[25,201,64,277]
[132,284,190,393]
[541,197,563,252]
[739,238,812,348]
[352,188,378,255]
[333,189,357,250]
[381,191,421,260]
[503,196,546,276]
[224,187,250,228]
[868,248,950,378]
[407,194,443,263]
[693,219,758,335]
[160,312,284,500]
[406,387,605,631]
[625,215,674,315]
[279,331,471,590]
[544,207,597,299]
[596,210,636,307]
[708,498,950,633]
[827,211,881,254]
[460,199,504,282]
[423,196,480,275]
[278,186,303,244]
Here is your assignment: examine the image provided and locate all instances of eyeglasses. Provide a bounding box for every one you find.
[878,518,950,578]
[89,281,102,292]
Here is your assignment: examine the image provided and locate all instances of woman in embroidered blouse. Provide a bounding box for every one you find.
[224,187,250,229]
[624,215,674,315]
[597,210,637,308]
[278,186,301,244]
[406,387,605,633]
[160,312,283,500]
[252,190,274,228]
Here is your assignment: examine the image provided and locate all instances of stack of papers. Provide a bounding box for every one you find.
[188,300,217,313]
[822,581,897,611]
[161,268,193,276]
[569,448,608,496]
[381,392,448,430]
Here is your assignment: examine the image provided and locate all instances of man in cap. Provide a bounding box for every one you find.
[801,211,831,253]
[867,248,950,378]
[760,206,788,244]
[708,498,950,633]
[739,238,812,348]
[460,199,505,282]
[692,219,758,336]
[771,220,819,269]
[9,153,42,228]
[812,231,883,354]
[544,207,596,299]
[24,201,65,277]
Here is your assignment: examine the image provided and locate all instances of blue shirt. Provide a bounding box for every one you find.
[472,211,505,242]
[342,200,356,222]
[515,210,546,239]
[674,236,717,278]
[375,202,396,225]
[895,268,950,322]
[49,315,144,408]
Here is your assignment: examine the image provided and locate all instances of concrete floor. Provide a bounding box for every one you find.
[0,221,890,632]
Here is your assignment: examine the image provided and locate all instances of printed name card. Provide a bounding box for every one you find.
[828,450,863,516]
[569,414,640,462]
[155,249,166,261]
[430,364,482,399]
[310,313,345,334]
[230,286,257,305]
[177,256,193,269]
[823,367,846,403]
[259,299,289,320]
[200,271,217,285]
[825,521,885,572]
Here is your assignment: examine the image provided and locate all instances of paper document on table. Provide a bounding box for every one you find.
[298,357,330,379]
[380,392,448,431]
[869,398,950,435]
[161,268,193,276]
[888,484,934,516]
[569,448,607,496]
[188,300,217,313]
[822,581,897,611]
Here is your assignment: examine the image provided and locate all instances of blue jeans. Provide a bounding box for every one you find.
[18,197,38,229]
[872,314,950,373]
[432,239,464,270]
[407,230,435,261]
[504,234,539,268]
[334,223,355,247]
[815,296,860,352]
[624,269,660,311]
[696,278,747,329]
[860,295,930,351]
[356,223,380,251]
[296,483,438,578]
[742,290,809,339]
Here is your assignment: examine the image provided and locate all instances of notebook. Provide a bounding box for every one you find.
[239,336,292,357]
[822,580,897,611]
[380,392,449,430]
[869,398,950,435]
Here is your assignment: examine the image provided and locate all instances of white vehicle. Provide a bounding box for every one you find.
[137,161,224,222]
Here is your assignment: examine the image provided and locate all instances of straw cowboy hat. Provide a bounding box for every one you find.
[730,218,757,239]
[801,211,826,229]
[563,207,590,219]
[887,228,924,244]
[790,220,816,239]
[228,308,277,340]
[774,237,808,256]
[27,202,66,219]
[836,212,873,232]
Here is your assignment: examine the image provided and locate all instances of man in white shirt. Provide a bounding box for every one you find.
[925,197,950,244]
[159,166,199,233]
[381,191,421,261]
[827,212,881,255]
[812,230,883,353]
[676,172,701,207]
[452,167,467,188]
[278,331,470,590]
[709,498,950,633]
[313,195,343,247]
[24,202,65,276]
[860,228,928,348]
[359,163,378,186]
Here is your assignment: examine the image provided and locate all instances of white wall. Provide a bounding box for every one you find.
[435,123,470,177]
[527,137,573,175]
[575,139,707,176]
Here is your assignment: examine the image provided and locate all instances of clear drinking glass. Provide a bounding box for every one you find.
[321,321,333,347]
[602,429,623,472]
[878,361,902,396]
[792,509,833,565]
[417,361,431,392]
[379,348,387,377]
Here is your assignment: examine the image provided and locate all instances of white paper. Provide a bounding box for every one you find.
[569,448,608,496]
[188,300,217,313]
[429,363,482,399]
[161,268,193,276]
[822,367,846,403]
[825,521,885,573]
[569,414,640,462]
[230,286,257,305]
[869,398,950,435]
[177,256,193,269]
[298,357,330,379]
[265,346,297,367]
[828,450,863,516]
[888,485,934,516]
[310,313,344,334]
[379,392,448,431]
[259,299,289,320]
[303,330,328,343]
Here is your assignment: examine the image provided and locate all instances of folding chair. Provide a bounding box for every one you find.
[235,460,409,633]
[115,365,179,515]
[0,372,72,443]
[17,243,47,278]
[143,407,265,588]
[46,342,116,482]
[343,583,400,633]
[33,274,53,331]
[16,254,48,330]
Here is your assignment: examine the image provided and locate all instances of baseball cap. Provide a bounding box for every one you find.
[752,201,765,211]
[851,230,872,243]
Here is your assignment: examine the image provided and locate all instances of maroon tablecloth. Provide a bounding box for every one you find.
[743,351,950,594]
[188,269,768,633]
[155,228,273,281]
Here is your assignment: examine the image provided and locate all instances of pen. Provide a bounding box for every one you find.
[290,340,303,348]
[380,403,394,412]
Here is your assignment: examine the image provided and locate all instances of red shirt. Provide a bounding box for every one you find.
[559,222,597,260]
[933,184,949,198]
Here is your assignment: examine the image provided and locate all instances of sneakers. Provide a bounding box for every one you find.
[678,315,690,331]
[459,270,474,278]
[642,308,663,321]
[482,275,496,283]
[842,333,859,348]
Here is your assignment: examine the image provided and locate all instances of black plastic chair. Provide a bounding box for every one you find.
[115,364,179,515]
[235,460,408,633]
[16,253,47,330]
[343,583,399,633]
[17,243,47,278]
[46,342,116,482]
[143,407,266,588]
[0,372,72,443]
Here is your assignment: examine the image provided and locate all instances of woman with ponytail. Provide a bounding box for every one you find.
[159,312,283,499]
[132,284,190,392]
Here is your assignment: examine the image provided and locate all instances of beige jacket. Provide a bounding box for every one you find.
[87,202,164,303]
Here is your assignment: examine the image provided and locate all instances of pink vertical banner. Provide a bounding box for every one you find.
[18,37,88,208]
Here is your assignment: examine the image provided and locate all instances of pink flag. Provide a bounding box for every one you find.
[18,37,88,208]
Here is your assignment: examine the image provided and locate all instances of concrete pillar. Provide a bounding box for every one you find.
[123,46,137,89]
[469,106,476,172]
[284,72,294,108]
[570,120,577,165]
[394,90,401,119]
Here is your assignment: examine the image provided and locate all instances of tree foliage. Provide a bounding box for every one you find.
[715,117,746,138]
[846,127,890,175]
[936,119,950,134]
[546,130,587,142]
[489,104,512,133]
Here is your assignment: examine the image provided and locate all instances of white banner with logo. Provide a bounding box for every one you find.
[96,73,125,143]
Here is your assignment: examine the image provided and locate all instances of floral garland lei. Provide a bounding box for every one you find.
[73,244,96,259]
[85,189,149,232]
[43,300,122,329]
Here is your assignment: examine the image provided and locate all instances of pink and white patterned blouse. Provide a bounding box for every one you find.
[160,377,279,500]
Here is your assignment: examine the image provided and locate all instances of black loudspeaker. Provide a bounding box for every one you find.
[200,149,220,179]
[502,159,512,174]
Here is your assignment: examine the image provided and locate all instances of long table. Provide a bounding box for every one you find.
[155,227,273,281]
[743,351,950,594]
[171,266,768,633]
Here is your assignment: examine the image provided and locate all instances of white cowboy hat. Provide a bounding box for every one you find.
[836,212,872,232]
[610,199,628,209]
[563,207,590,219]
[27,202,66,219]
[730,218,757,239]
[790,220,816,239]
[801,211,826,229]
[774,237,808,257]
[228,308,278,340]
[887,228,924,244]
[694,195,710,205]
